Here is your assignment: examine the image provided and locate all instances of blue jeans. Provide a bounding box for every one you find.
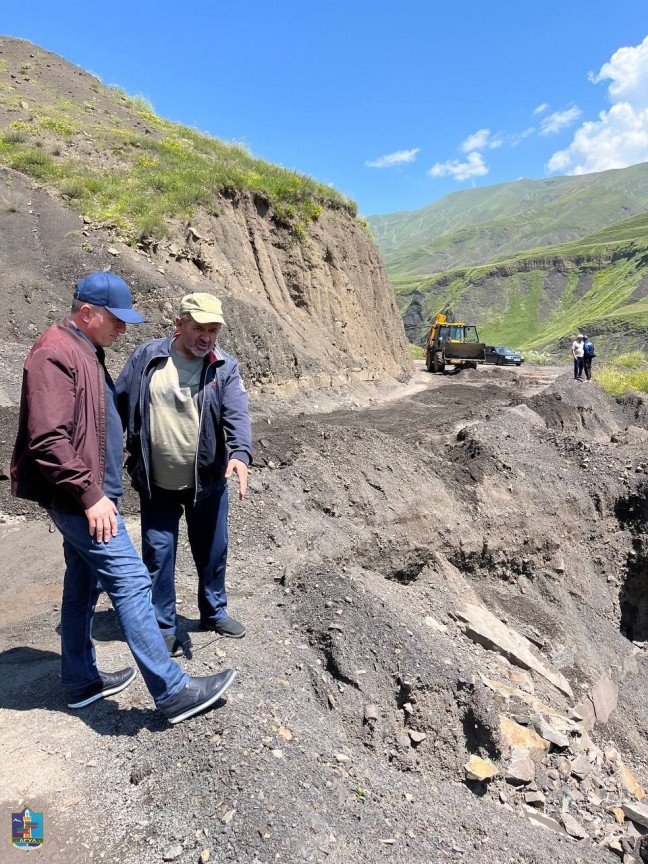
[574,357,584,379]
[140,482,230,635]
[48,508,189,707]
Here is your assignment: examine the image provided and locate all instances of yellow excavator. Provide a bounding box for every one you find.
[424,313,486,373]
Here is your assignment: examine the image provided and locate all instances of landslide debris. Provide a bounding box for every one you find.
[3,366,648,863]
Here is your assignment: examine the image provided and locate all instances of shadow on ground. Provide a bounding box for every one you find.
[0,646,161,735]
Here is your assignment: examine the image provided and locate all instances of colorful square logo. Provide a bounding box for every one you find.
[11,805,44,851]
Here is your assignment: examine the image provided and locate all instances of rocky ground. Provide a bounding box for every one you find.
[2,362,648,864]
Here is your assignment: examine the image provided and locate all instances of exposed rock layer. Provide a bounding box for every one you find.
[0,169,410,404]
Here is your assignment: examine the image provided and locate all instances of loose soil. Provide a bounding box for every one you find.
[2,362,648,863]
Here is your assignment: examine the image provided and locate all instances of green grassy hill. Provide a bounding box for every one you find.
[0,39,356,244]
[369,165,648,281]
[400,212,648,355]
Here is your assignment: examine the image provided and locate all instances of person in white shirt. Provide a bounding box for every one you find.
[572,334,585,381]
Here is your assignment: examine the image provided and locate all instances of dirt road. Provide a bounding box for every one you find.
[1,362,646,863]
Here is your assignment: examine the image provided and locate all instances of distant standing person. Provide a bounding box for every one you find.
[11,272,236,724]
[572,333,585,381]
[583,335,596,381]
[116,292,252,657]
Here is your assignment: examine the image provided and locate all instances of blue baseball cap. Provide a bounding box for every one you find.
[74,272,145,324]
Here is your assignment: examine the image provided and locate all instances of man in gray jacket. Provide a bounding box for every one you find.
[117,292,252,657]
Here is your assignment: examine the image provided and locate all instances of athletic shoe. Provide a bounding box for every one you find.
[199,616,246,638]
[161,670,237,724]
[66,667,137,709]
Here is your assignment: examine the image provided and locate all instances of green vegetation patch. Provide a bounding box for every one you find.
[37,115,77,138]
[479,271,545,346]
[7,147,61,181]
[0,80,357,243]
[525,257,643,349]
[523,350,550,366]
[596,366,648,395]
[588,349,648,395]
[409,343,424,359]
[2,127,29,145]
[610,350,646,370]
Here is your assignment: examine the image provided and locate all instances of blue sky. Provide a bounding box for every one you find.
[2,1,647,216]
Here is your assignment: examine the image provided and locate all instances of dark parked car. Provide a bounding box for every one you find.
[484,345,524,366]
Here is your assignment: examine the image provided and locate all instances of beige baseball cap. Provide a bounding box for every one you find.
[179,292,225,324]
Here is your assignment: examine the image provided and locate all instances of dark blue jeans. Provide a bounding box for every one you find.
[48,508,189,707]
[140,482,229,635]
[574,357,584,379]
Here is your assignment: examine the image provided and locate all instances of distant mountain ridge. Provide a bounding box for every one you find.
[399,212,648,355]
[368,164,648,285]
[368,164,648,355]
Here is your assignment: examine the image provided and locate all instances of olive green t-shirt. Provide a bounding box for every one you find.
[149,346,204,490]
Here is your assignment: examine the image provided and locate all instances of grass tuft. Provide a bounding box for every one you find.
[596,350,648,395]
[8,148,60,181]
[60,177,87,199]
[523,350,550,366]
[38,115,76,137]
[127,94,156,113]
[595,365,648,396]
[2,128,28,144]
[1,196,19,213]
[610,350,646,369]
[409,343,424,359]
[0,81,356,244]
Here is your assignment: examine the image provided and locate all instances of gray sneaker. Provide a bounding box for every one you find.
[161,670,237,725]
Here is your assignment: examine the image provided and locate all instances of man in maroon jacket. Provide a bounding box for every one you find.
[11,272,236,724]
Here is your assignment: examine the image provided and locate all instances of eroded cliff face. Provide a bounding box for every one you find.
[153,191,411,389]
[0,37,410,405]
[0,169,410,406]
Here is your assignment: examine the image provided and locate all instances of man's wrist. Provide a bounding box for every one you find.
[229,452,250,465]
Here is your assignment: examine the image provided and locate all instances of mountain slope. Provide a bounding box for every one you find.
[369,165,648,280]
[0,37,410,403]
[400,213,648,352]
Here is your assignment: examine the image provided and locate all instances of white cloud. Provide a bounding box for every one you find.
[548,35,648,174]
[365,148,420,168]
[510,127,535,146]
[460,128,503,153]
[539,106,582,136]
[428,151,489,181]
[533,103,550,115]
[590,35,648,107]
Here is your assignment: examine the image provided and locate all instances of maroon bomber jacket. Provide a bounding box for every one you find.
[11,320,107,513]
